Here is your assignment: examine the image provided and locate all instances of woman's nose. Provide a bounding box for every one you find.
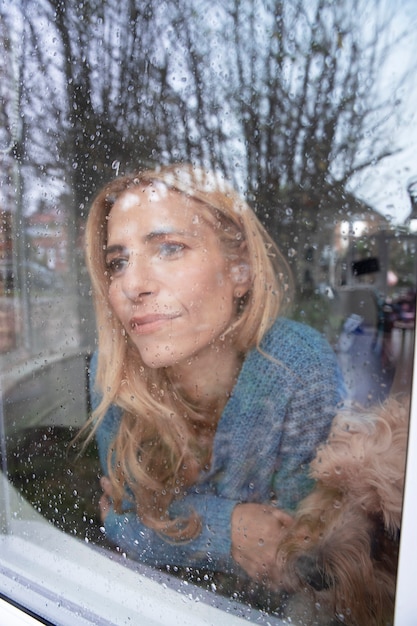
[120,260,158,301]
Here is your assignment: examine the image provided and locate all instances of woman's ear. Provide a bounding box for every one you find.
[230,261,251,298]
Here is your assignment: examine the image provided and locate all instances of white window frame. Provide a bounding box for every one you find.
[393,339,417,625]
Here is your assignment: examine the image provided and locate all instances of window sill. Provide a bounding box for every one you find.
[0,478,282,626]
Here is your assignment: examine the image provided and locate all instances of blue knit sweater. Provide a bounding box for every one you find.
[90,318,345,572]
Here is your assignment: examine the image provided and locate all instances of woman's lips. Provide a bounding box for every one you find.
[129,313,180,335]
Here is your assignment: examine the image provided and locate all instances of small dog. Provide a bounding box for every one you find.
[274,395,409,626]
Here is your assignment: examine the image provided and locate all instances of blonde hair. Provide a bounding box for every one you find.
[84,163,293,539]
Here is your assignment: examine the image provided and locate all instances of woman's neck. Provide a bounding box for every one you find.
[168,344,243,413]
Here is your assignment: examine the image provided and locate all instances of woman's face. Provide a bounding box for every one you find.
[105,184,247,373]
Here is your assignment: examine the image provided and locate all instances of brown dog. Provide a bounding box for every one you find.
[274,396,409,626]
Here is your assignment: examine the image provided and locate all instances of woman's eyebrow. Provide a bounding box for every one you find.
[105,244,126,258]
[144,228,195,241]
[105,229,197,257]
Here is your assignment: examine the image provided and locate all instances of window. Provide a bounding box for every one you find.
[1,1,417,623]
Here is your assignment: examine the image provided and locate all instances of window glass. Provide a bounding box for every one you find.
[0,0,416,624]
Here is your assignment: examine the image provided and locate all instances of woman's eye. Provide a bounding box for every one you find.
[158,242,185,258]
[106,257,127,275]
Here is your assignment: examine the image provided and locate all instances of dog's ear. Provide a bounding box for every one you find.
[294,554,333,591]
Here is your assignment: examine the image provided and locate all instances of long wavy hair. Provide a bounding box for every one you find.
[84,163,293,540]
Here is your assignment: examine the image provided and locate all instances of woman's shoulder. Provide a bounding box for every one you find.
[89,349,98,377]
[263,317,331,350]
[260,317,337,369]
[88,350,122,434]
[88,350,100,403]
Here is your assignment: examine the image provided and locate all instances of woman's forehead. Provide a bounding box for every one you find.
[115,182,171,210]
[110,183,220,224]
[107,185,217,238]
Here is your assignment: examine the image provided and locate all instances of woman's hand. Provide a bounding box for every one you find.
[231,503,293,585]
[99,476,113,523]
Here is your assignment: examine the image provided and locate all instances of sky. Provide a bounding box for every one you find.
[348,0,417,225]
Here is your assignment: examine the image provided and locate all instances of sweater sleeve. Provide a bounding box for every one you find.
[103,493,237,570]
[89,352,237,571]
[98,424,238,570]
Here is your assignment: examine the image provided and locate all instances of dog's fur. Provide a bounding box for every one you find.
[274,395,409,626]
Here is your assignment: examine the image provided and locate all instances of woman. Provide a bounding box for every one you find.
[84,164,345,586]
